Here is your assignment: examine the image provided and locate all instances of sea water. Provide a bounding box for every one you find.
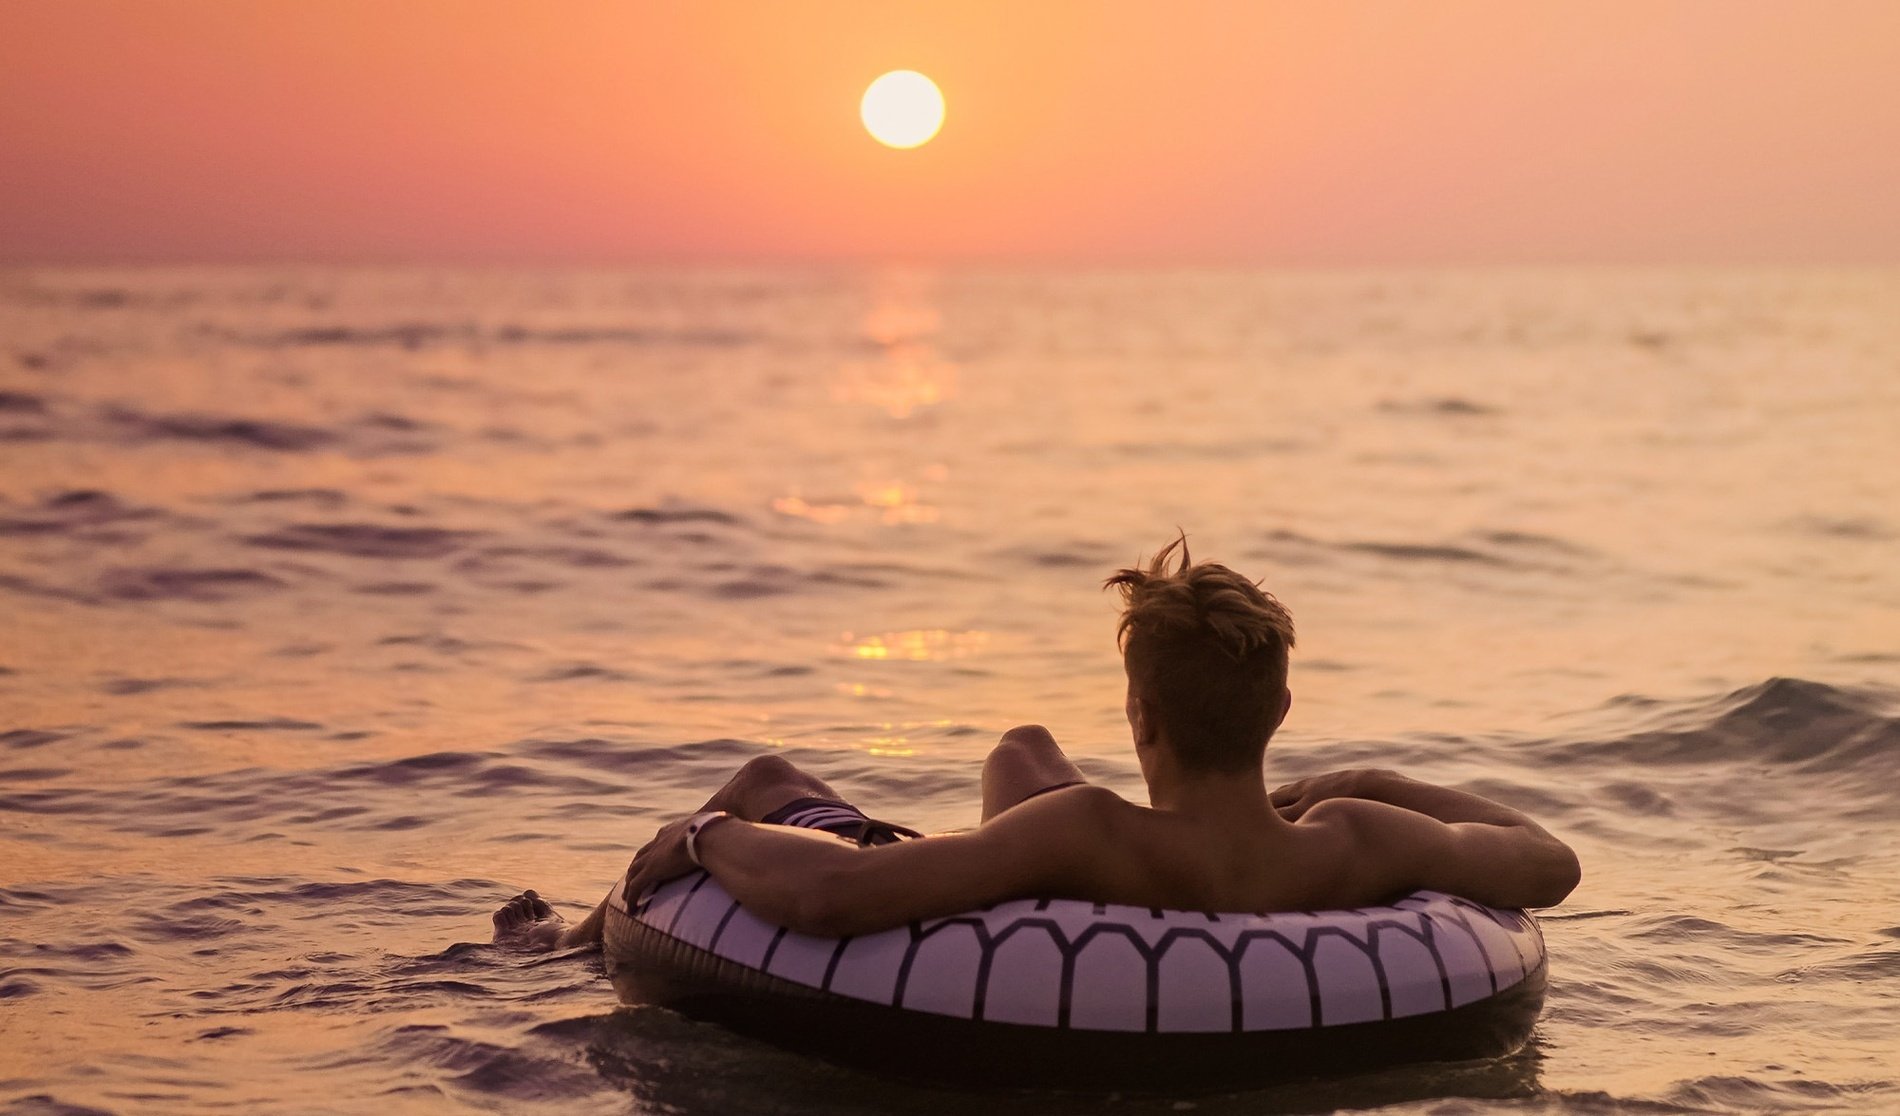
[1,267,1896,1114]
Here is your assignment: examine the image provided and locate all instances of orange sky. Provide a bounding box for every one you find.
[3,1,1898,264]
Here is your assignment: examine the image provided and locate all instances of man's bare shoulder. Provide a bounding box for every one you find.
[1296,796,1442,855]
[1298,795,1423,829]
[947,784,1142,889]
[1273,798,1444,908]
[987,782,1134,834]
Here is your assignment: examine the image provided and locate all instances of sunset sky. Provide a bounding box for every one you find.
[3,0,1898,265]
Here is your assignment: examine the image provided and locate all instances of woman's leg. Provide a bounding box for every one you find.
[495,753,844,949]
[980,724,1088,823]
[695,753,844,822]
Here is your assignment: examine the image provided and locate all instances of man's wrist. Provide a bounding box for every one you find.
[683,811,732,867]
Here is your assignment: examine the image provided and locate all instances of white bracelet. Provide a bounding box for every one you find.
[683,810,731,867]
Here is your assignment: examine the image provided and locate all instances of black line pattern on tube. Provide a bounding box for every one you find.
[1229,959,1245,1033]
[1362,932,1395,1021]
[663,871,713,939]
[968,924,1001,1021]
[1409,913,1455,1010]
[1432,899,1500,996]
[706,900,743,955]
[1057,945,1080,1028]
[1457,897,1533,984]
[820,936,854,992]
[759,925,790,973]
[637,880,1539,1034]
[1477,902,1534,979]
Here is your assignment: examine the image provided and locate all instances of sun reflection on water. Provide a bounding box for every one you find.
[840,629,992,661]
[769,494,852,524]
[831,272,958,419]
[854,478,940,524]
[837,682,894,698]
[864,735,917,758]
[830,344,958,419]
[771,468,945,527]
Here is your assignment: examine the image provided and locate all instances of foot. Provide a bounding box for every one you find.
[492,890,568,950]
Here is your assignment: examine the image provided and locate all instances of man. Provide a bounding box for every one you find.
[494,537,1579,949]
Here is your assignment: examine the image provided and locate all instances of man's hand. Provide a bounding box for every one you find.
[1269,768,1388,820]
[621,815,704,904]
[492,890,568,950]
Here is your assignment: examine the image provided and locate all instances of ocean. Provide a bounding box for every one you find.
[1,266,1896,1114]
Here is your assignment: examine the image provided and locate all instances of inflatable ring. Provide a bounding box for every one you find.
[604,872,1545,1090]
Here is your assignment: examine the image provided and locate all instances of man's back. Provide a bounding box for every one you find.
[935,771,1576,918]
[1025,784,1368,913]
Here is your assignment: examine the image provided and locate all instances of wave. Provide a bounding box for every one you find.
[456,544,639,575]
[376,632,525,656]
[0,729,68,750]
[1339,541,1510,566]
[3,283,183,310]
[1253,527,1599,571]
[1666,1074,1895,1114]
[1472,529,1595,556]
[0,572,99,605]
[988,539,1119,570]
[95,404,438,455]
[243,522,485,560]
[0,560,284,606]
[231,488,351,506]
[98,567,285,602]
[1787,514,1895,542]
[610,504,745,527]
[1096,436,1307,461]
[0,490,159,536]
[533,663,638,684]
[364,1023,608,1102]
[0,751,627,837]
[229,322,756,350]
[99,677,198,696]
[1553,678,1900,777]
[177,717,325,732]
[102,406,336,451]
[10,400,442,456]
[1375,397,1501,416]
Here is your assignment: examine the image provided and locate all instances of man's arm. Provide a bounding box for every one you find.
[685,787,1118,937]
[1278,768,1581,909]
[496,787,1119,949]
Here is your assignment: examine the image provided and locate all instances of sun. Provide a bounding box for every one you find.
[860,71,944,150]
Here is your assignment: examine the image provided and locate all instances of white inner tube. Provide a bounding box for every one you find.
[611,872,1545,1034]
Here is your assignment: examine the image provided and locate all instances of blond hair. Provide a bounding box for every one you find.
[1105,534,1295,772]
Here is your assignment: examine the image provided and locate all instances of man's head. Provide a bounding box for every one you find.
[1106,535,1296,776]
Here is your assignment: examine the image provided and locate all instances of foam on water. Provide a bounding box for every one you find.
[2,267,1898,1113]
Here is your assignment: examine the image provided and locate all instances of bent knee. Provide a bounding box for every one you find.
[736,752,803,784]
[990,724,1060,760]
